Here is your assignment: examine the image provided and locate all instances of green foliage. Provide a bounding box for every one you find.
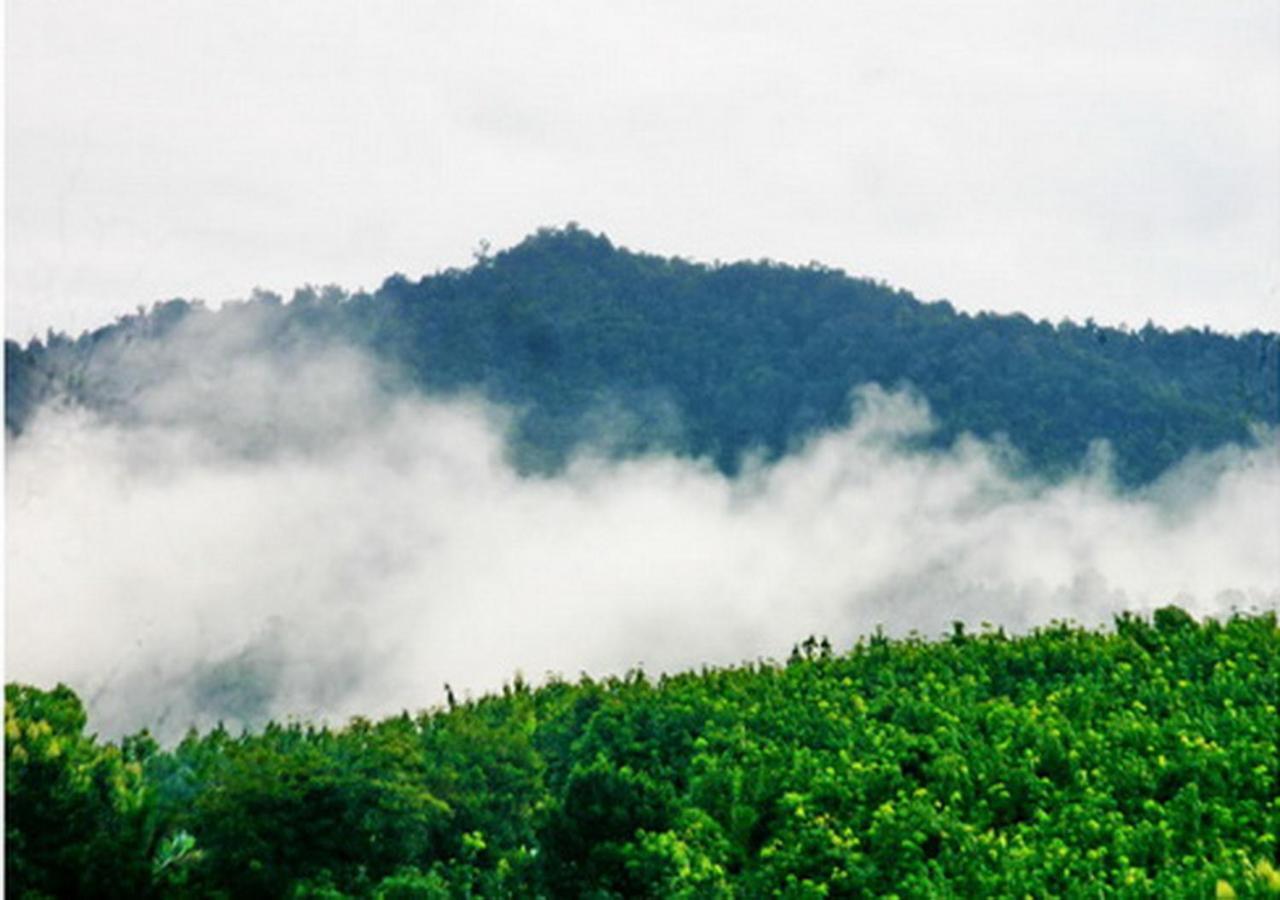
[159,720,455,897]
[6,607,1278,897]
[8,227,1277,484]
[152,829,203,893]
[4,683,156,899]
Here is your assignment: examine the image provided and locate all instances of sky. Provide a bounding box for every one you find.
[5,1,1280,340]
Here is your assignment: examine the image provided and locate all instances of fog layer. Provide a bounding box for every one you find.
[7,339,1278,738]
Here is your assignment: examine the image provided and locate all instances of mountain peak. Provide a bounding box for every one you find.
[490,223,618,269]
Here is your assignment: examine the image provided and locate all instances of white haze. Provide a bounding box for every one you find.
[6,335,1279,740]
[8,1,1280,339]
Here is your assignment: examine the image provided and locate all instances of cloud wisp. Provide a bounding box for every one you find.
[7,335,1278,739]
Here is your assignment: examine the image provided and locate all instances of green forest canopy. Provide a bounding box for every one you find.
[6,608,1278,897]
[7,225,1278,485]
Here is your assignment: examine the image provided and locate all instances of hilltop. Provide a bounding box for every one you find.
[8,225,1277,484]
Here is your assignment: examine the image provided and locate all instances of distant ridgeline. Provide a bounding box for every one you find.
[6,225,1278,484]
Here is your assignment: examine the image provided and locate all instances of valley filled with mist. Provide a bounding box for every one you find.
[8,226,1278,737]
[6,228,1279,896]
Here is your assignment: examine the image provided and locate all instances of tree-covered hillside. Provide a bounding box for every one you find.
[6,608,1278,898]
[7,225,1278,484]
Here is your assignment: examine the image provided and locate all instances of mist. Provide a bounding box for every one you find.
[6,332,1278,739]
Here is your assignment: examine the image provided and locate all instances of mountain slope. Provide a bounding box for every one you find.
[7,225,1278,483]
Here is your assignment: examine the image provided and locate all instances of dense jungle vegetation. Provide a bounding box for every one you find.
[7,225,1278,484]
[6,608,1278,897]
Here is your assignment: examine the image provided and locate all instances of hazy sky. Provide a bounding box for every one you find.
[6,1,1279,340]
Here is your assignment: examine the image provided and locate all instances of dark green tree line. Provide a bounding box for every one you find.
[7,226,1277,484]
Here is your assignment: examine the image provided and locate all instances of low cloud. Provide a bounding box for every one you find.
[6,338,1278,739]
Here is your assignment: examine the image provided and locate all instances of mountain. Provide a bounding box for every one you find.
[7,225,1278,484]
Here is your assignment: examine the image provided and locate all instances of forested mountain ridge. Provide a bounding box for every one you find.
[7,225,1278,483]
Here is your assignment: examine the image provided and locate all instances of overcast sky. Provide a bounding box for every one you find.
[6,1,1279,341]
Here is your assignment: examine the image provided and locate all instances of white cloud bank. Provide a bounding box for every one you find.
[6,342,1278,739]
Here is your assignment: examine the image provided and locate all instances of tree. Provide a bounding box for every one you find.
[5,683,156,898]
